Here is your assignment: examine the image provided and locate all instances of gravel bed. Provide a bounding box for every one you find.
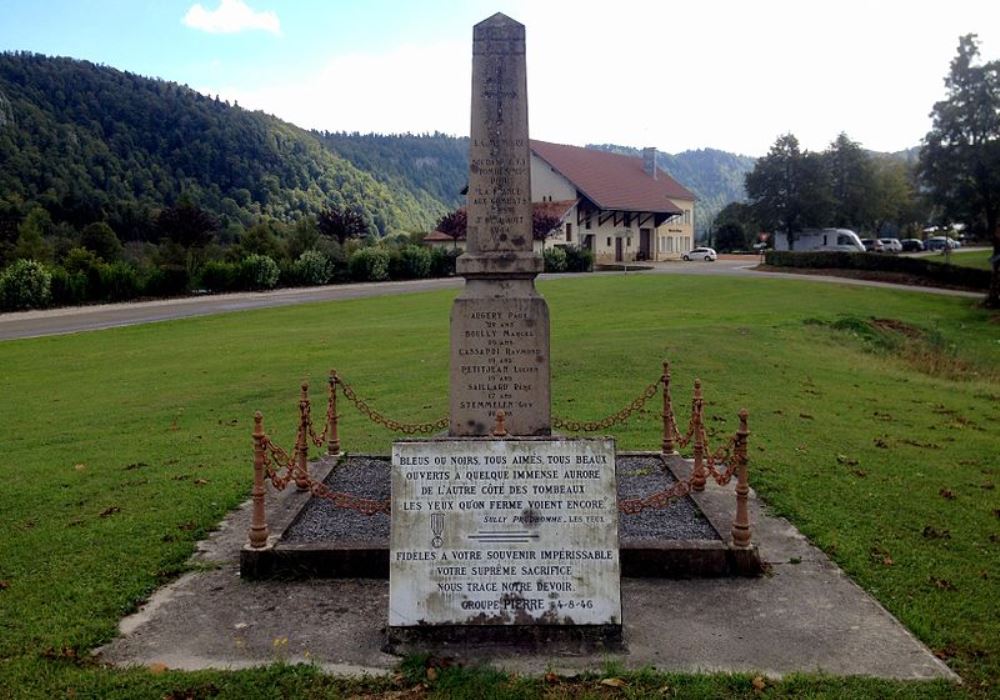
[282,454,719,544]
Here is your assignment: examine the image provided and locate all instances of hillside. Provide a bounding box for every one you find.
[0,52,772,247]
[316,131,468,217]
[0,52,438,241]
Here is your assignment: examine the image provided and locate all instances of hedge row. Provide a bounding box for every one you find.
[1,244,598,312]
[764,250,990,290]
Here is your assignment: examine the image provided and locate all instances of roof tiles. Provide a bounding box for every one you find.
[530,140,693,214]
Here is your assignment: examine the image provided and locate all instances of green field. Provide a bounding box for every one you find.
[925,249,994,271]
[1,274,998,698]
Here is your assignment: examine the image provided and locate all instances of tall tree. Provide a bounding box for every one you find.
[318,206,368,245]
[745,134,831,249]
[824,133,877,231]
[919,34,1000,307]
[156,200,219,248]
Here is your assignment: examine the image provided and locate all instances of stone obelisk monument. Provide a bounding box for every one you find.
[449,13,550,437]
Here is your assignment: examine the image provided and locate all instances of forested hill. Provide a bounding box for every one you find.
[316,131,468,214]
[0,52,761,244]
[588,144,757,234]
[0,52,442,240]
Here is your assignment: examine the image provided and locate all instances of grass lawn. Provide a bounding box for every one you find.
[924,249,994,271]
[0,273,998,698]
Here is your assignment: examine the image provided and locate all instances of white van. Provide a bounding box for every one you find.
[773,228,866,253]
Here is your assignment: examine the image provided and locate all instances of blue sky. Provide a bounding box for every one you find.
[2,1,998,156]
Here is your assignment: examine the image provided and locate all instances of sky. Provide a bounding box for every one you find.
[2,0,998,157]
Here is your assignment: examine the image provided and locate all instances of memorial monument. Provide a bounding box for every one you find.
[389,13,622,641]
[449,12,550,438]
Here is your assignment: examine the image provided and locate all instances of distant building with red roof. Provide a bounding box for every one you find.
[426,141,696,262]
[530,140,696,262]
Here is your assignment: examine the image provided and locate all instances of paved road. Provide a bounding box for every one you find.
[0,261,982,341]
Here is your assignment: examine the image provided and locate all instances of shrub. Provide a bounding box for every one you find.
[763,251,990,289]
[543,246,568,273]
[49,267,88,306]
[238,254,280,290]
[563,244,594,273]
[199,260,238,292]
[348,247,390,282]
[0,259,52,310]
[295,250,330,285]
[98,261,141,302]
[143,265,189,298]
[429,248,460,278]
[389,245,432,280]
[80,221,123,261]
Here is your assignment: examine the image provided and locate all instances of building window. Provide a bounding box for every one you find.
[606,237,611,247]
[683,210,691,226]
[565,223,572,242]
[585,218,591,230]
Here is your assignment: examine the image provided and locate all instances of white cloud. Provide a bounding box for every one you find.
[183,0,280,36]
[197,0,1000,155]
[210,41,470,136]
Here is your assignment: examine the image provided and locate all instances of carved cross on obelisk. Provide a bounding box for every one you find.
[449,13,551,437]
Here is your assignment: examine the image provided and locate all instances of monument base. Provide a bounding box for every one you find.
[449,282,551,436]
[385,622,623,654]
[240,452,765,580]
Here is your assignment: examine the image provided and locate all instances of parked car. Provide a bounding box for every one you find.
[878,238,902,253]
[861,239,885,252]
[900,238,924,252]
[925,236,960,251]
[682,247,717,261]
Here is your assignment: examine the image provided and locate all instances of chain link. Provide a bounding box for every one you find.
[261,435,390,515]
[338,376,449,435]
[619,477,693,514]
[701,428,739,486]
[552,379,662,432]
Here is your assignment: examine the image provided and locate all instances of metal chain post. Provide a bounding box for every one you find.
[327,369,341,456]
[661,360,675,454]
[731,409,752,548]
[691,379,707,492]
[294,382,311,490]
[249,411,269,548]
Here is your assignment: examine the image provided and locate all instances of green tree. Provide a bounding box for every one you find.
[14,207,54,263]
[745,134,831,249]
[318,206,369,245]
[919,34,1000,307]
[80,221,123,261]
[156,200,219,248]
[824,133,877,231]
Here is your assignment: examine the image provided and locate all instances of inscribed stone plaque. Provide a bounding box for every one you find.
[450,292,550,436]
[389,438,621,627]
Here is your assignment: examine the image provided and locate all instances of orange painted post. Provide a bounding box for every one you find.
[661,361,675,454]
[295,381,310,490]
[327,369,341,456]
[731,409,752,548]
[249,411,269,548]
[691,379,706,492]
[491,409,509,437]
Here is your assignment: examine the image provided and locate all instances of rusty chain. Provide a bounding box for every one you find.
[337,375,449,435]
[261,435,390,515]
[552,379,662,432]
[618,476,694,514]
[307,399,333,447]
[702,429,739,486]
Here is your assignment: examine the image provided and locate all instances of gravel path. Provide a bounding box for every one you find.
[283,454,718,543]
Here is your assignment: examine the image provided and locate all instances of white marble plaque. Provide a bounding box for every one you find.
[389,438,620,627]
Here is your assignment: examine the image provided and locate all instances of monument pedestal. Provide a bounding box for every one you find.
[450,279,550,437]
